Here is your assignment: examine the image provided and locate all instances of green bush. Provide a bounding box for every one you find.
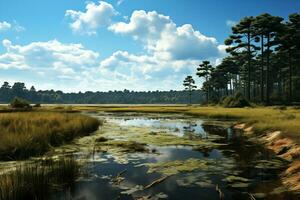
[220,92,250,108]
[10,97,31,109]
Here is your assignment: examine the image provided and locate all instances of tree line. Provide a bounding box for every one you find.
[184,13,300,105]
[0,82,204,104]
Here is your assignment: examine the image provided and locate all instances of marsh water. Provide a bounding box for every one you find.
[1,112,298,200]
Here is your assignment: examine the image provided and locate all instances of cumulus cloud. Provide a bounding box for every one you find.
[98,10,228,90]
[109,10,224,61]
[65,1,117,35]
[0,39,99,76]
[96,9,229,91]
[0,7,228,91]
[98,50,200,90]
[0,21,12,31]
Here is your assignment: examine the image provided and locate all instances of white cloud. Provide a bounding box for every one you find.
[0,8,229,92]
[226,20,237,27]
[65,1,117,35]
[100,10,227,91]
[109,10,224,61]
[0,21,25,32]
[0,39,105,91]
[0,21,12,31]
[98,50,201,91]
[0,39,99,73]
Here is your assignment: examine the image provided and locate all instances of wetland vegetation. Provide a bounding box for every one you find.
[0,108,299,199]
[0,111,100,160]
[0,157,80,200]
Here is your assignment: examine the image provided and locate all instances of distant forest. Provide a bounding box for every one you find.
[0,82,204,104]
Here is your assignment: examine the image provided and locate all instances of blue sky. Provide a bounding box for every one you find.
[0,0,299,92]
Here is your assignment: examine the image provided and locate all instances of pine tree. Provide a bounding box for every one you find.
[183,76,197,105]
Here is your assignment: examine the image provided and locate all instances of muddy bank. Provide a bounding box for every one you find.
[234,123,300,193]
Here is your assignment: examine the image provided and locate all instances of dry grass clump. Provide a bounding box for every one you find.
[0,112,100,160]
[0,158,80,200]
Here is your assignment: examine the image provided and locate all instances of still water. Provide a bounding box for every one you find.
[49,112,298,199]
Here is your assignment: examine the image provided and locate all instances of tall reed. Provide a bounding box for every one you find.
[0,157,80,200]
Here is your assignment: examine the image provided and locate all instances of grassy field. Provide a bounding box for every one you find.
[70,105,300,143]
[0,112,100,160]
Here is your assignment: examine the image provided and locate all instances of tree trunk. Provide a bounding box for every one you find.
[288,50,293,104]
[266,33,270,105]
[278,67,282,102]
[205,77,209,104]
[260,34,264,102]
[189,89,192,105]
[253,80,256,100]
[225,82,228,96]
[247,31,251,100]
[230,77,233,95]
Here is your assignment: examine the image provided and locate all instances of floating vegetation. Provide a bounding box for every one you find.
[229,182,250,188]
[223,175,250,183]
[144,159,211,176]
[252,193,267,198]
[254,159,287,170]
[101,140,149,153]
[98,122,219,148]
[196,180,214,188]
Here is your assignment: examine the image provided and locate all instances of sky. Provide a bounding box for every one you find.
[0,0,299,92]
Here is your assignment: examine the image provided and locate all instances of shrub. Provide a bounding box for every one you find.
[10,97,31,109]
[220,92,251,108]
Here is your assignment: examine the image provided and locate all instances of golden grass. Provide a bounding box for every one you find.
[71,105,300,143]
[0,112,100,160]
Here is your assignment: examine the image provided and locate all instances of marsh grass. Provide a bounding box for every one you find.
[0,112,100,160]
[0,158,80,200]
[72,105,300,143]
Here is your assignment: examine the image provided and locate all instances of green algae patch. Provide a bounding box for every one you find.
[144,159,212,176]
[101,140,149,153]
[223,175,251,188]
[98,122,219,148]
[254,159,287,170]
[224,175,250,183]
[131,132,214,147]
[229,182,250,188]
